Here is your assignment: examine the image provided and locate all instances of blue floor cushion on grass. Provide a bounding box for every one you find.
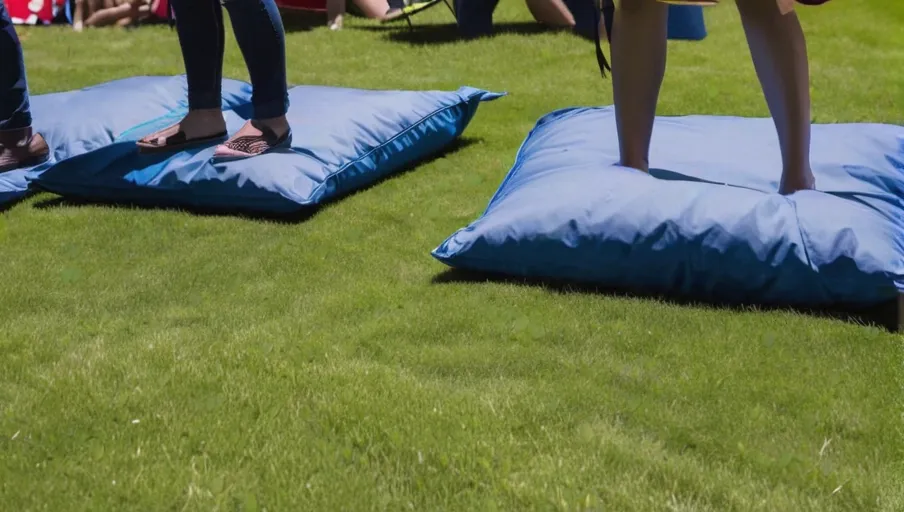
[0,170,31,207]
[32,78,502,214]
[432,107,904,308]
[0,76,250,208]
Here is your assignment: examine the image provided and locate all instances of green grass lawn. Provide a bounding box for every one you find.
[2,1,903,510]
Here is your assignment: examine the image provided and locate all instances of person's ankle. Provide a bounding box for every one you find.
[187,108,224,118]
[254,116,290,135]
[778,166,815,194]
[182,110,226,133]
[0,126,34,146]
[618,156,650,173]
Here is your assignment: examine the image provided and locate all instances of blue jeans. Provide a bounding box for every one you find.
[170,0,289,119]
[453,0,497,38]
[0,0,31,131]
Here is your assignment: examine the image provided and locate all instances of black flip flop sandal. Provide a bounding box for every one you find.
[0,133,50,173]
[212,125,292,161]
[136,129,228,154]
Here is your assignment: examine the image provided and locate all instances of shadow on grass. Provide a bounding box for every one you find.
[431,267,902,332]
[356,21,569,46]
[278,7,395,32]
[0,198,24,215]
[31,136,479,225]
[277,9,324,32]
[0,187,38,214]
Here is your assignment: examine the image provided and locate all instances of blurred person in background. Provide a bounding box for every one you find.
[73,0,169,30]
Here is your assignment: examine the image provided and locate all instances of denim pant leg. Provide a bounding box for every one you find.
[0,0,31,131]
[453,0,498,39]
[223,0,289,119]
[562,0,598,39]
[170,0,225,110]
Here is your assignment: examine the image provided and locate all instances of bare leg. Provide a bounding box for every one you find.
[611,0,669,173]
[327,0,345,29]
[351,0,390,19]
[85,3,135,26]
[115,2,149,26]
[524,0,576,28]
[736,0,814,194]
[74,0,103,30]
[73,0,85,30]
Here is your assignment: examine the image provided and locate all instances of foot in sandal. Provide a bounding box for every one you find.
[0,127,49,173]
[212,117,292,161]
[136,108,228,154]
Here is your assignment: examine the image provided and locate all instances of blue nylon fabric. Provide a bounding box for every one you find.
[666,5,706,40]
[433,107,904,307]
[0,75,251,207]
[31,79,502,213]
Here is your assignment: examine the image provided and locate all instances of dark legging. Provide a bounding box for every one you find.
[0,0,31,131]
[170,0,289,119]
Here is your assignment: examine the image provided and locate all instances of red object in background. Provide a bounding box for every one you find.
[151,0,169,20]
[275,0,327,12]
[7,0,66,25]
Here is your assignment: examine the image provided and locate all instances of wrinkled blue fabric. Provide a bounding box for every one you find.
[31,76,501,213]
[0,75,250,207]
[433,107,904,307]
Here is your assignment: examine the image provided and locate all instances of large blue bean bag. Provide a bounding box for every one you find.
[0,169,32,207]
[1,76,250,208]
[667,5,706,41]
[432,107,904,308]
[30,76,502,214]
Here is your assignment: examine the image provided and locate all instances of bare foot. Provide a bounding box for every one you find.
[137,109,227,152]
[778,168,816,195]
[213,117,291,160]
[329,13,343,30]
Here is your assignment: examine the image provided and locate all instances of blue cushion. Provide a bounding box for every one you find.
[31,76,502,214]
[667,5,706,41]
[0,169,31,207]
[0,75,250,208]
[433,107,904,308]
[452,0,704,41]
